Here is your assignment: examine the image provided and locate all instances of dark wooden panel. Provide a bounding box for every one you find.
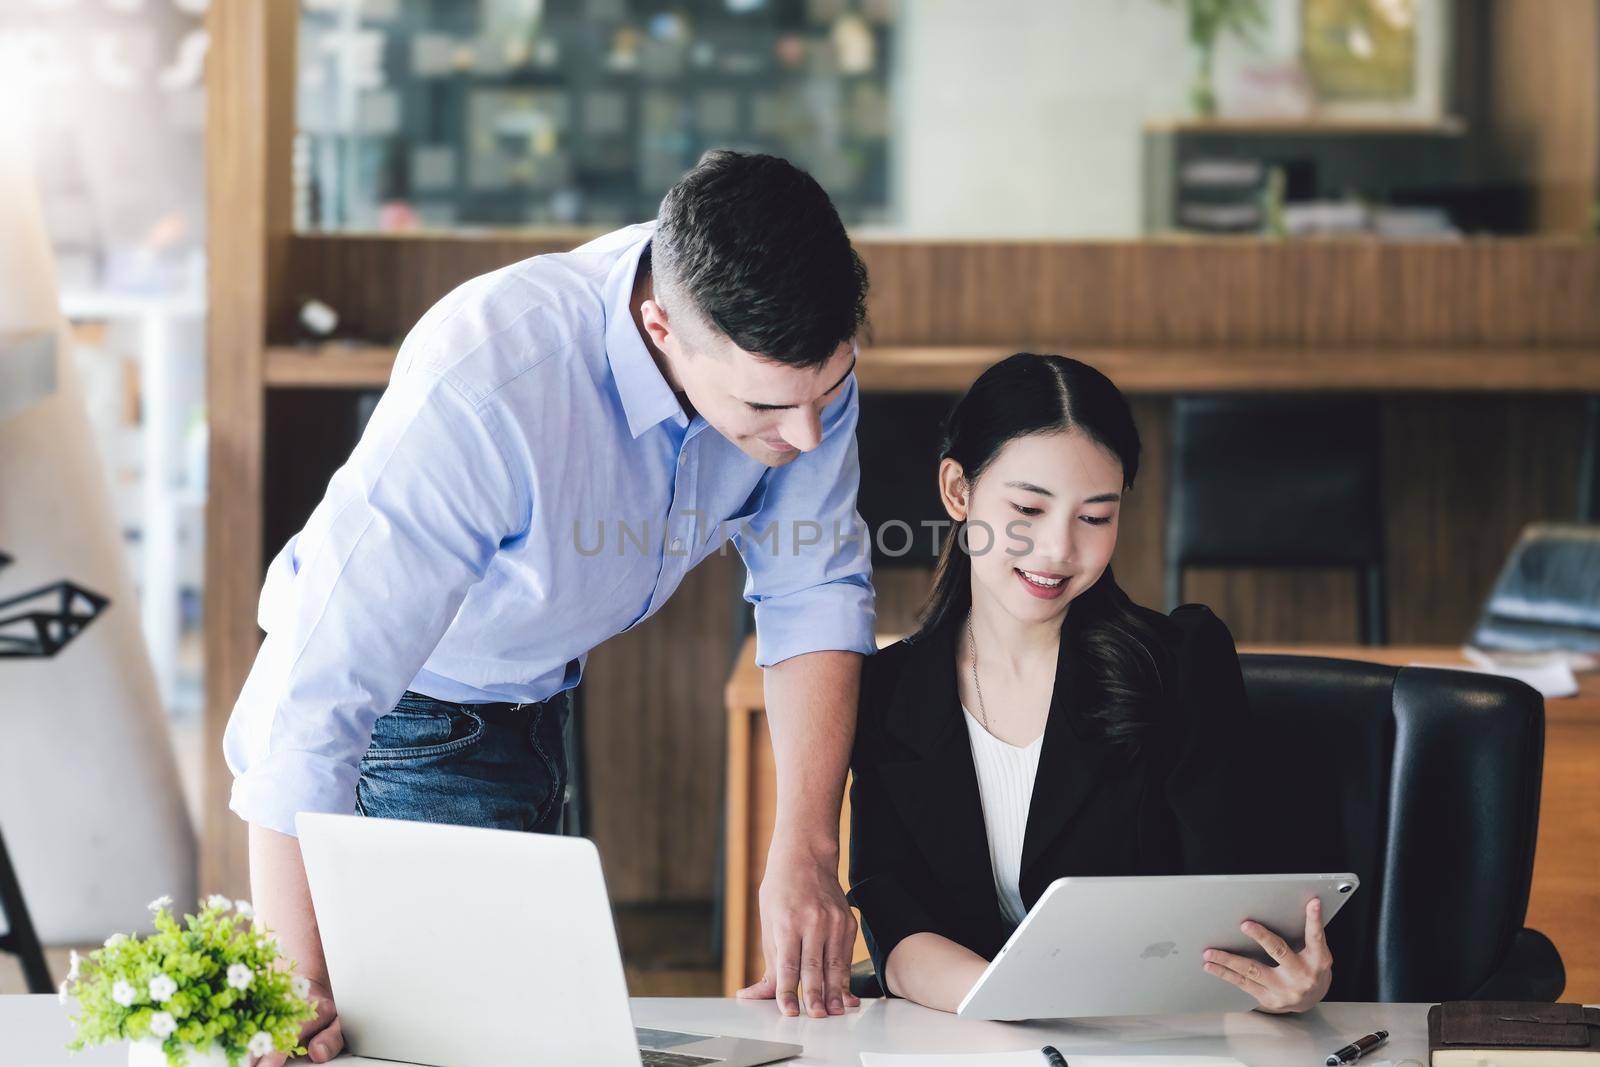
[859,240,1600,347]
[278,233,592,343]
[1184,569,1363,645]
[871,567,934,638]
[1380,395,1586,644]
[261,391,368,564]
[1116,397,1171,611]
[582,552,740,903]
[287,234,1600,350]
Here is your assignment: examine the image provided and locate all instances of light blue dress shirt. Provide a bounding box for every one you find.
[224,223,876,837]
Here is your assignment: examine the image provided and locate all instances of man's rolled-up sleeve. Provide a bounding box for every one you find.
[734,376,876,667]
[222,371,526,837]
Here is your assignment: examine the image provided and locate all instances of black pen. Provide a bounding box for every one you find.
[1040,1046,1068,1067]
[1325,1029,1388,1065]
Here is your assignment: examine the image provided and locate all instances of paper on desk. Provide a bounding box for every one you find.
[1410,655,1579,698]
[859,1054,1246,1067]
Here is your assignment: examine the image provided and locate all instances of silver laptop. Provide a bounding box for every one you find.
[297,813,800,1067]
[957,872,1359,1020]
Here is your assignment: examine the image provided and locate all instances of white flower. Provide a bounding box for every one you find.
[206,894,232,911]
[148,974,178,1002]
[247,1032,275,1057]
[149,1011,177,1039]
[111,980,136,1007]
[66,950,81,982]
[233,899,254,919]
[103,933,128,948]
[147,895,172,912]
[57,979,70,1005]
[290,975,311,1000]
[226,964,253,991]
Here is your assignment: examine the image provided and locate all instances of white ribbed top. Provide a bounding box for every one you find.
[961,706,1044,929]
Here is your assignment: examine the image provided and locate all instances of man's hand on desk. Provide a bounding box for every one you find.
[254,976,342,1065]
[248,823,346,1064]
[736,836,861,1019]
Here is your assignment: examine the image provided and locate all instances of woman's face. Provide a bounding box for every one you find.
[940,429,1125,627]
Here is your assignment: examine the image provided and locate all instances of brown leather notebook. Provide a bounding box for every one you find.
[1430,1002,1600,1066]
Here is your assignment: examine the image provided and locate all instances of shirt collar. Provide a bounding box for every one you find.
[603,222,688,439]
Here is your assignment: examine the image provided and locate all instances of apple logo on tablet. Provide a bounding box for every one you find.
[1141,941,1178,959]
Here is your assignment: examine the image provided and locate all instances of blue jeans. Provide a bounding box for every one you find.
[355,690,570,833]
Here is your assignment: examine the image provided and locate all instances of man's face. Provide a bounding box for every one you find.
[641,300,857,468]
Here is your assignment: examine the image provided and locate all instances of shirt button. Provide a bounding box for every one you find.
[671,537,684,552]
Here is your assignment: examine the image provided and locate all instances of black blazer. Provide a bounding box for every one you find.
[847,603,1261,995]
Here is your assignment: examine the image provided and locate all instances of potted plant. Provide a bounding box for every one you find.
[1156,0,1269,117]
[60,895,318,1067]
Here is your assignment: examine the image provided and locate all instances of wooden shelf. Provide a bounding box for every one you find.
[265,342,1600,394]
[1144,116,1467,136]
[264,343,402,389]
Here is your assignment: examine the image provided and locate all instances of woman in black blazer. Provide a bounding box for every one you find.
[848,354,1333,1014]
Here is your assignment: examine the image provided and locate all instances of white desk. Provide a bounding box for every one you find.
[5,994,1430,1066]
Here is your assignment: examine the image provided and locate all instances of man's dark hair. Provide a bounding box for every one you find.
[653,150,868,369]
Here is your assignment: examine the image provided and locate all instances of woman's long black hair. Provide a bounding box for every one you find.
[917,353,1167,744]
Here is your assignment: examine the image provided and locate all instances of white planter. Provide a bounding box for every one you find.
[127,1039,230,1067]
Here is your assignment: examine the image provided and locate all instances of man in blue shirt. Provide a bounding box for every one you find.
[226,152,876,1062]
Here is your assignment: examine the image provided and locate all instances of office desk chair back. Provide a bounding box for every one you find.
[1166,395,1388,644]
[297,814,799,1067]
[1240,655,1564,1003]
[854,392,959,571]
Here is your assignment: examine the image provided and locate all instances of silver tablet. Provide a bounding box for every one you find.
[956,872,1359,1020]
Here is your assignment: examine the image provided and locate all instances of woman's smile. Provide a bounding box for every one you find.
[1014,567,1070,598]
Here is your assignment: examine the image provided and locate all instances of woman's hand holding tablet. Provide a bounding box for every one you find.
[1201,897,1333,1014]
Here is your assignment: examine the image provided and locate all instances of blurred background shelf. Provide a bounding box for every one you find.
[1143,116,1469,135]
[265,341,1600,394]
[264,343,402,388]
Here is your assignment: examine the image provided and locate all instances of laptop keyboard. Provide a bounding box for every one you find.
[639,1051,719,1066]
[634,1026,723,1065]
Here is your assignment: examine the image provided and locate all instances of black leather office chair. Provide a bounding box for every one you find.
[0,822,52,993]
[1243,655,1561,1002]
[1166,396,1388,644]
[855,393,958,572]
[1579,397,1599,523]
[849,654,1564,1002]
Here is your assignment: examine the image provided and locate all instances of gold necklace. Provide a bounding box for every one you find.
[966,613,991,732]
